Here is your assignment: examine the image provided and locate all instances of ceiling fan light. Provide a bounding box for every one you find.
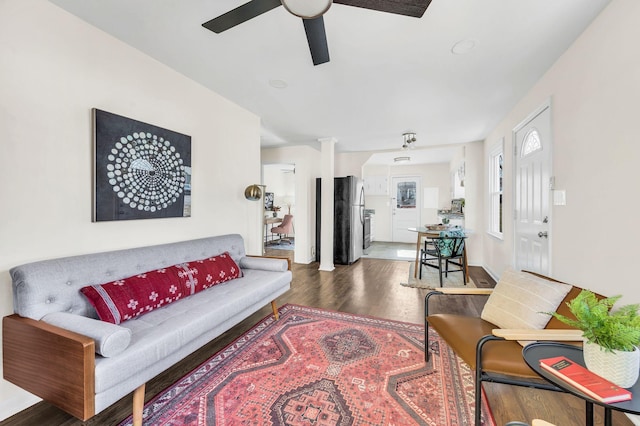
[401,132,417,150]
[281,0,332,18]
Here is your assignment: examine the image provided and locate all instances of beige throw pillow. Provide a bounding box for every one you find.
[481,269,572,331]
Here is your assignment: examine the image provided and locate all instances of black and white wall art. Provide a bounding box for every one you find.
[264,192,274,211]
[93,109,192,222]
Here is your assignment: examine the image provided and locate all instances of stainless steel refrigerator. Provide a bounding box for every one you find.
[315,176,365,265]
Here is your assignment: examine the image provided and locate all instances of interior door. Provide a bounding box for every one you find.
[391,176,420,243]
[514,103,552,274]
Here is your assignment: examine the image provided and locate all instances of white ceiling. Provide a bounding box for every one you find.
[50,0,611,165]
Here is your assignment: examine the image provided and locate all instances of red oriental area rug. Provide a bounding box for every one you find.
[119,304,495,425]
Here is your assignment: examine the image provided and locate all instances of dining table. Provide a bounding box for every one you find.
[408,226,470,282]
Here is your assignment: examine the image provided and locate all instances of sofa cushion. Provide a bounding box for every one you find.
[10,234,247,322]
[177,252,242,295]
[481,269,572,330]
[80,267,186,324]
[41,312,132,357]
[93,268,292,394]
[239,256,288,272]
[429,314,540,379]
[80,252,242,324]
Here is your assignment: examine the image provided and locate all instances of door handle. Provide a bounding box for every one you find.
[538,231,548,238]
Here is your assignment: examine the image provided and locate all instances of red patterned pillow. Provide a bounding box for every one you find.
[175,252,242,295]
[80,267,185,324]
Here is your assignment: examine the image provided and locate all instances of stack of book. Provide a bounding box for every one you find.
[540,356,633,403]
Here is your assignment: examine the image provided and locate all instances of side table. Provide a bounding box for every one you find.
[523,342,640,426]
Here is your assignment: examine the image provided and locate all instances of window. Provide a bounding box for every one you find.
[521,128,542,157]
[396,182,416,208]
[489,139,504,238]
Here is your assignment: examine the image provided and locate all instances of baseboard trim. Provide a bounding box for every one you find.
[481,264,500,282]
[318,263,335,272]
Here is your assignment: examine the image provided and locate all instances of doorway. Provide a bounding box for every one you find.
[262,163,295,251]
[391,176,421,243]
[513,102,552,275]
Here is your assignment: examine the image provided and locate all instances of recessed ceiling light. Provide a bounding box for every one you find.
[394,156,411,163]
[451,39,477,55]
[269,79,288,89]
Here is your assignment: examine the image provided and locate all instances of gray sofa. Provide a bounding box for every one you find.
[3,234,291,424]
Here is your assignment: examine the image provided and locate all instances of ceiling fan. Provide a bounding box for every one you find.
[202,0,433,66]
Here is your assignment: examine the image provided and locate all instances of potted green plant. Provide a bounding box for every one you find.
[548,289,640,387]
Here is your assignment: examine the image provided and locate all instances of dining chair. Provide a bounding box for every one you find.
[419,230,467,286]
[270,214,294,244]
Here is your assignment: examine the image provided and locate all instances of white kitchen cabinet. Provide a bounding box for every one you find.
[364,176,388,196]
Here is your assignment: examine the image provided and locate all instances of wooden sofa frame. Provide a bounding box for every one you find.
[3,301,282,425]
[425,272,589,426]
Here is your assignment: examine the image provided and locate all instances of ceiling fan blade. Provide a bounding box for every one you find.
[303,17,330,66]
[202,0,282,33]
[334,0,432,18]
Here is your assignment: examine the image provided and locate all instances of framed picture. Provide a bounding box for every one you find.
[451,198,464,215]
[396,182,416,209]
[93,108,192,222]
[264,192,274,210]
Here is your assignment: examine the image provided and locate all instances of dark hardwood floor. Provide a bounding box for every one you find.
[1,252,632,426]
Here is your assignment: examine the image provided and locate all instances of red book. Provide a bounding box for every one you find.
[539,356,632,403]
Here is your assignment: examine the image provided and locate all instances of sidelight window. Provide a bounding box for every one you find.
[489,139,504,238]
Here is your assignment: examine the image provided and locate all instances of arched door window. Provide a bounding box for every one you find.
[521,128,542,157]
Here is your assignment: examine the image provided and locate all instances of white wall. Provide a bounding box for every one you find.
[263,164,296,216]
[335,151,372,178]
[458,142,484,266]
[450,146,467,199]
[0,1,261,419]
[261,146,322,263]
[482,0,640,304]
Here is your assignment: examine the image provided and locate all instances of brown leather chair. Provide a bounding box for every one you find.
[425,272,590,426]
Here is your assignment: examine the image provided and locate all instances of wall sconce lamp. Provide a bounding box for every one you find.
[244,184,264,201]
[244,184,267,254]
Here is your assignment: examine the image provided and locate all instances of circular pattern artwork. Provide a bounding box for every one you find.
[106,132,186,213]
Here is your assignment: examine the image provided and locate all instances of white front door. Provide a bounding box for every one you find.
[391,176,420,243]
[514,102,552,275]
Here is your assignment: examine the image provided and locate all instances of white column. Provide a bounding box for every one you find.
[318,137,336,271]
